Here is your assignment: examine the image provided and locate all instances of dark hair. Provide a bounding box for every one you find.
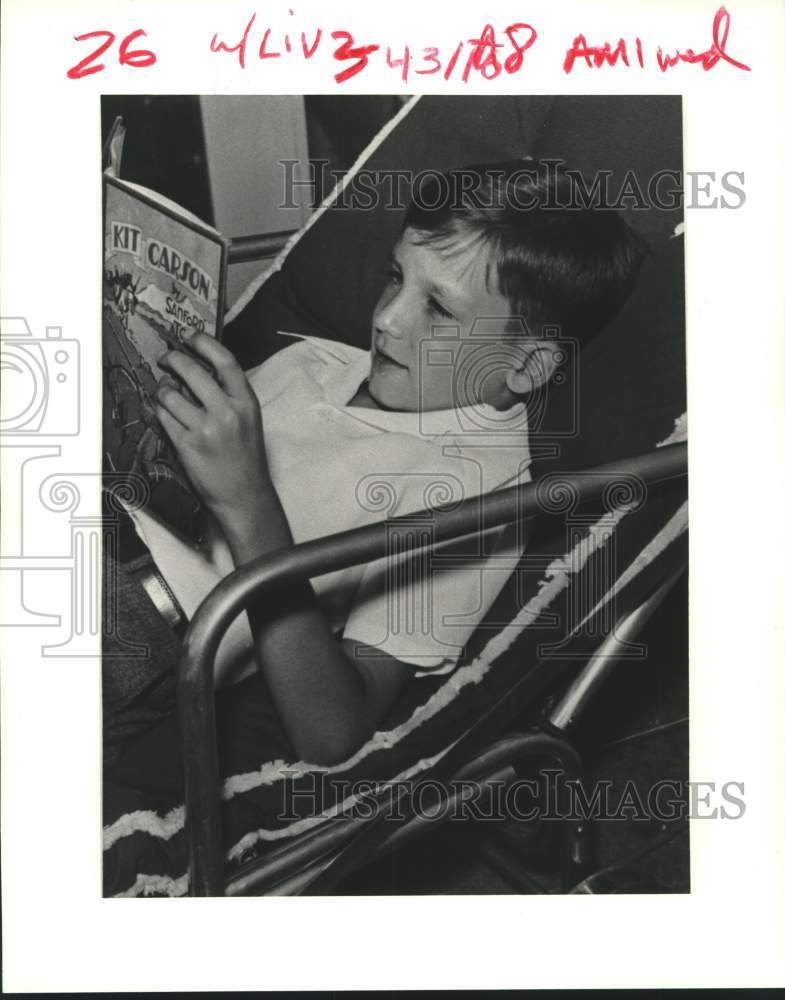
[403,159,648,345]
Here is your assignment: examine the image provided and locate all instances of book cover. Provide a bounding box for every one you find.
[102,169,228,544]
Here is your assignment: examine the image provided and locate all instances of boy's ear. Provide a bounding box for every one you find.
[504,340,562,397]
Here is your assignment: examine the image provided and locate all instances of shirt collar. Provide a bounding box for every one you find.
[302,335,530,445]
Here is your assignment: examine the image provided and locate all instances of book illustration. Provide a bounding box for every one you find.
[103,299,193,496]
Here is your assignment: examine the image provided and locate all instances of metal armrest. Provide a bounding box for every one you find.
[178,442,687,894]
[227,231,295,264]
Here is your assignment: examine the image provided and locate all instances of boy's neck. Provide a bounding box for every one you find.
[347,379,384,411]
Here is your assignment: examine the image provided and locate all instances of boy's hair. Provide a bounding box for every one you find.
[403,159,648,345]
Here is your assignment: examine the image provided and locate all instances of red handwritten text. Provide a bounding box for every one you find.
[563,6,750,75]
[66,7,751,82]
[655,6,750,72]
[66,28,156,79]
[207,15,538,83]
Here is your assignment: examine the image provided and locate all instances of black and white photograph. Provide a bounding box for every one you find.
[2,0,784,992]
[100,93,689,898]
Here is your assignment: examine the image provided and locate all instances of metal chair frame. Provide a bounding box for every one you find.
[177,441,687,895]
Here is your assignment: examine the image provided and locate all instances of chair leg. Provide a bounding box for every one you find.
[478,727,593,893]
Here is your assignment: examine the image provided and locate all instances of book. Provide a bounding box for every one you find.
[102,119,228,546]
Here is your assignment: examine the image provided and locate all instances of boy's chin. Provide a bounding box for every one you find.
[367,372,414,412]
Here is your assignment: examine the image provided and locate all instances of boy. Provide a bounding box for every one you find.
[108,160,645,770]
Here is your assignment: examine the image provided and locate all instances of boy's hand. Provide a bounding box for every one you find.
[155,333,272,530]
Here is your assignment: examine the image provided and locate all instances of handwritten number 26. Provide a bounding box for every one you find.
[67,29,156,80]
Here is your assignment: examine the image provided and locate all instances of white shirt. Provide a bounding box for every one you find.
[129,335,532,679]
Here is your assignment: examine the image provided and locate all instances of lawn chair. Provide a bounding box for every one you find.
[106,95,688,896]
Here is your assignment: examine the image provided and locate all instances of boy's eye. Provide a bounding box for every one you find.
[385,267,402,286]
[427,296,454,320]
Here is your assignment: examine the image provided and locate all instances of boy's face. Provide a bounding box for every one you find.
[368,228,517,412]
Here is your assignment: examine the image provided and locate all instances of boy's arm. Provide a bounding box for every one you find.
[155,333,414,765]
[219,484,414,765]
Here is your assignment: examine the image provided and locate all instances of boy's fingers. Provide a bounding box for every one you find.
[156,403,187,442]
[184,333,248,398]
[156,382,202,430]
[160,350,225,411]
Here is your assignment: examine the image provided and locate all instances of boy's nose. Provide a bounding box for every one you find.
[374,298,406,340]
